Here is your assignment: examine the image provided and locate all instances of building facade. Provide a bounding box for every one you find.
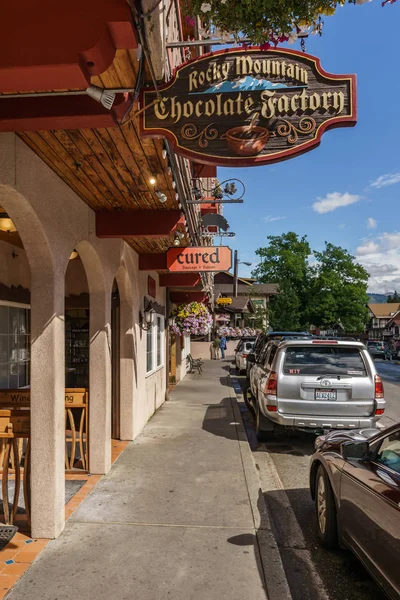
[0,0,215,539]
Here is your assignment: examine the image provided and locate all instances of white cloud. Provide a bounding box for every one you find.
[367,217,377,229]
[356,240,380,255]
[339,224,346,229]
[370,173,400,189]
[355,231,400,292]
[264,215,286,223]
[381,232,400,249]
[312,192,361,214]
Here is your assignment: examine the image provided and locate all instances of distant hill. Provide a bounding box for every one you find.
[368,293,390,304]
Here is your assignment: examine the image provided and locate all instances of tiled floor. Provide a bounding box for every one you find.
[0,440,129,598]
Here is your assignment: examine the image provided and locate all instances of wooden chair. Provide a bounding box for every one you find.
[186,354,203,374]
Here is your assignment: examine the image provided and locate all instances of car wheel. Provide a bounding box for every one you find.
[255,401,274,442]
[315,465,338,549]
[245,386,253,409]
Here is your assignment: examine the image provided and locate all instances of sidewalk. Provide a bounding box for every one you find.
[5,360,289,600]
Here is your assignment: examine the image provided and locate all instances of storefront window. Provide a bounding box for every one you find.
[0,302,30,389]
[146,315,164,374]
[146,325,153,373]
[157,317,163,367]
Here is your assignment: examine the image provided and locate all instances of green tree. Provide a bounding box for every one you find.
[387,294,393,303]
[251,232,311,331]
[308,243,369,332]
[392,290,400,303]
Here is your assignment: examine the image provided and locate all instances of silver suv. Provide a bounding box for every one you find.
[249,339,386,441]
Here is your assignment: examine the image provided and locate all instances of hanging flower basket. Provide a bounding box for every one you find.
[217,325,259,338]
[171,302,213,336]
[184,1,384,47]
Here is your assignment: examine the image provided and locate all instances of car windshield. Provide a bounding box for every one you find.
[368,342,383,347]
[283,346,367,376]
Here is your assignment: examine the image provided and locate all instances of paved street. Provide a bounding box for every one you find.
[232,357,400,600]
[374,359,400,428]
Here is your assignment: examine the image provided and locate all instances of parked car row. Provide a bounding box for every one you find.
[233,331,399,599]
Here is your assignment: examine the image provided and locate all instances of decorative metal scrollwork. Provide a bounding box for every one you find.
[276,117,317,144]
[181,123,219,148]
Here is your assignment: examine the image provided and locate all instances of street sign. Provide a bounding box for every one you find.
[217,298,233,305]
[141,48,356,167]
[167,246,232,272]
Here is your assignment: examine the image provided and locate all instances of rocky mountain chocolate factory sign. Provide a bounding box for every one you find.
[140,48,356,167]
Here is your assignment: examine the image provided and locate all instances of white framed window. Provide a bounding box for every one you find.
[146,315,165,375]
[156,316,164,368]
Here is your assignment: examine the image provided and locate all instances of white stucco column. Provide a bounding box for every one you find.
[89,289,112,474]
[119,297,135,440]
[30,268,65,539]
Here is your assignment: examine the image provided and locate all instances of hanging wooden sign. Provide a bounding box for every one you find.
[167,246,232,272]
[140,48,356,167]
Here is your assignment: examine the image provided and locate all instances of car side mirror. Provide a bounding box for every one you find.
[341,440,369,461]
[247,352,255,363]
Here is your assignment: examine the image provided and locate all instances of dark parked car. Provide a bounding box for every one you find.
[367,340,393,361]
[310,424,400,599]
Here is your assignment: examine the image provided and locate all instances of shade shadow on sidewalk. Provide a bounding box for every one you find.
[202,397,240,441]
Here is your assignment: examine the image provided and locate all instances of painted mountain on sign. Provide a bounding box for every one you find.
[192,76,306,94]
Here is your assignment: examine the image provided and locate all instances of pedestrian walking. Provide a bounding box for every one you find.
[213,336,221,359]
[220,335,227,359]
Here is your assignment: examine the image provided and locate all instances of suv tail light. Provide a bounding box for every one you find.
[263,371,278,396]
[374,374,384,399]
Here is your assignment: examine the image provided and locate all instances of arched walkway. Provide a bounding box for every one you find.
[0,184,65,539]
[114,264,136,441]
[75,240,113,475]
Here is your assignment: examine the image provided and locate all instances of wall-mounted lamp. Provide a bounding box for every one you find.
[139,302,156,331]
[175,193,179,201]
[155,190,167,203]
[162,149,167,160]
[172,181,176,189]
[69,250,79,260]
[168,315,175,327]
[149,177,156,186]
[85,85,116,110]
[0,213,17,233]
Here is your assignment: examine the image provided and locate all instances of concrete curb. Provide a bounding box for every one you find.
[226,371,292,600]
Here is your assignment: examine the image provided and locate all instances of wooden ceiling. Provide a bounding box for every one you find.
[17,49,190,255]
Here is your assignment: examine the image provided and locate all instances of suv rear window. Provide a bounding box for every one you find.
[283,346,367,376]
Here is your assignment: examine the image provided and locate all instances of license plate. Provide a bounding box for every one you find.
[315,389,337,401]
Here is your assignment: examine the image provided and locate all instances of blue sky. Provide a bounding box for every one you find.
[217,1,400,292]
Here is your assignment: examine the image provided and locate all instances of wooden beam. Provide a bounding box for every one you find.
[159,274,201,287]
[169,292,206,304]
[0,95,130,133]
[139,254,167,271]
[0,0,137,93]
[96,210,182,238]
[192,163,217,178]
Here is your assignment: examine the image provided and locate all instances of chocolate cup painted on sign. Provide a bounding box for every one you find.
[224,126,269,157]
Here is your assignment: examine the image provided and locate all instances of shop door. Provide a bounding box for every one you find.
[111,283,120,439]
